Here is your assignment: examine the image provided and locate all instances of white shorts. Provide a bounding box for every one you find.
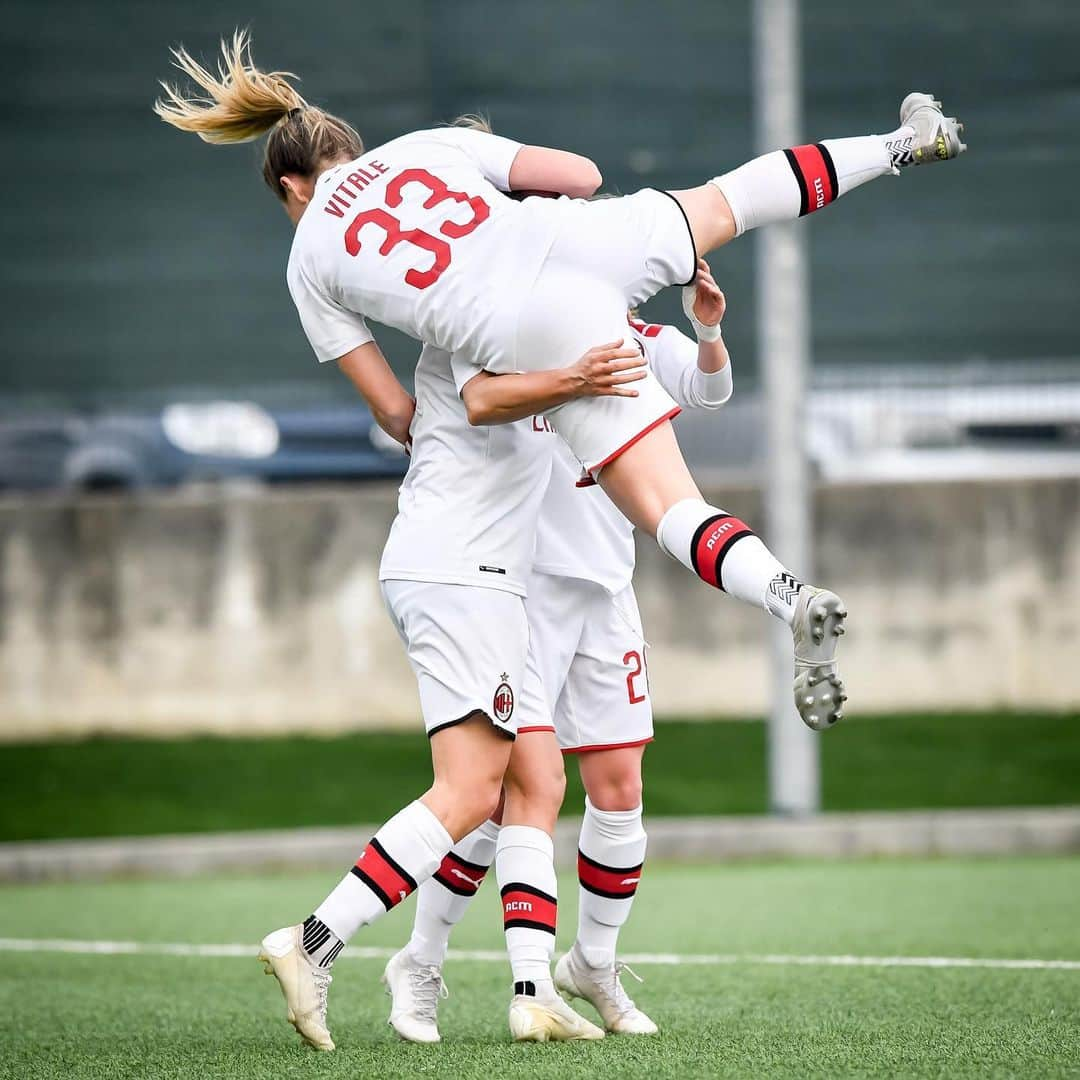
[513,189,696,474]
[516,572,654,753]
[381,579,550,739]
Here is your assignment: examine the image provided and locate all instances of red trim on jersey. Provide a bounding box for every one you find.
[588,407,682,475]
[578,849,644,899]
[628,317,664,338]
[788,143,836,213]
[561,736,654,755]
[516,725,557,735]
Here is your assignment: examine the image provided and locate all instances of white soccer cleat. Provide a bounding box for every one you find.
[791,586,848,731]
[258,924,335,1051]
[899,91,966,163]
[508,982,606,1042]
[555,946,659,1035]
[381,947,446,1044]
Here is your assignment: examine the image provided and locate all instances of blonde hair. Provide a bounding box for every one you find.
[154,31,364,199]
[451,113,494,134]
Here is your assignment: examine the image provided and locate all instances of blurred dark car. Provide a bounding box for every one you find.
[0,401,408,492]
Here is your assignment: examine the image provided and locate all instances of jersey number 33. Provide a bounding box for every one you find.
[344,168,490,290]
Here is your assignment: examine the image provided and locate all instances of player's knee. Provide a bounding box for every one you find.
[586,770,643,812]
[503,752,566,823]
[429,774,502,836]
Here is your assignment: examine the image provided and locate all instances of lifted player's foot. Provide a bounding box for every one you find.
[791,586,848,731]
[508,980,605,1042]
[258,925,334,1051]
[382,947,446,1044]
[555,945,658,1035]
[900,92,966,163]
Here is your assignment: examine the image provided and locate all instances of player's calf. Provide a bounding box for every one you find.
[656,498,848,729]
[708,92,965,237]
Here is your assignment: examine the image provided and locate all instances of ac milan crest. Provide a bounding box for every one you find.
[493,675,515,723]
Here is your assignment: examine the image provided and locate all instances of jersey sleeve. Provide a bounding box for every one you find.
[644,324,733,410]
[287,264,374,364]
[425,127,524,191]
[449,351,486,395]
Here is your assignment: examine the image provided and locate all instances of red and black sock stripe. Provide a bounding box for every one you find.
[783,143,839,216]
[433,850,490,897]
[578,850,644,900]
[350,836,418,911]
[690,514,756,590]
[501,882,558,935]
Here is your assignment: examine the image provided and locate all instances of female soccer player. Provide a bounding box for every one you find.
[155,31,964,1047]
[258,330,644,1048]
[155,32,963,733]
[383,260,734,1043]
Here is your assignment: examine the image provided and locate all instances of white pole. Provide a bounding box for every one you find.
[753,0,820,815]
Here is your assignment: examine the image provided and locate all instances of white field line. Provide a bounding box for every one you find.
[1,938,1078,972]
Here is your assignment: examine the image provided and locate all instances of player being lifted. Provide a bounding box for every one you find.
[155,31,965,1048]
[383,258,735,1044]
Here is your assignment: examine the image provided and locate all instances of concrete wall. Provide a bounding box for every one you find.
[1,478,1078,741]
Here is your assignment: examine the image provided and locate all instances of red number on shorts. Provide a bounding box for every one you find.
[343,168,490,291]
[624,650,647,705]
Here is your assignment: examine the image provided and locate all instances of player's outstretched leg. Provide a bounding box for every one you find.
[382,819,500,1043]
[675,92,965,253]
[656,499,847,730]
[555,793,658,1035]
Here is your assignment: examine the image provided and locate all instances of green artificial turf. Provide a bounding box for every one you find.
[2,857,1078,1078]
[1,712,1077,843]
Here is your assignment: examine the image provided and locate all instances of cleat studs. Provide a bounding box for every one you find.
[804,695,815,707]
[835,626,846,636]
[839,692,848,703]
[808,714,819,727]
[821,694,833,706]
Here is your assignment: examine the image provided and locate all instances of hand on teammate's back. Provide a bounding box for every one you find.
[568,341,647,398]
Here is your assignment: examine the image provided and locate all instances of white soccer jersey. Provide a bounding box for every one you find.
[533,320,733,594]
[287,127,558,371]
[379,345,555,596]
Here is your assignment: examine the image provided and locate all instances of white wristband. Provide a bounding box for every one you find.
[682,284,723,342]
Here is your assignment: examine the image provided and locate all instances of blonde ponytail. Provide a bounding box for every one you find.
[155,30,365,199]
[154,30,305,144]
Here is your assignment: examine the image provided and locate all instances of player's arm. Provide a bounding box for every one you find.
[686,259,731,379]
[653,258,734,409]
[508,146,602,198]
[460,341,645,426]
[442,127,601,198]
[336,342,416,447]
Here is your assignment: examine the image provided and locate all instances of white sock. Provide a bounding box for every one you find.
[496,825,558,991]
[656,498,804,624]
[313,800,451,943]
[576,798,647,969]
[407,818,499,967]
[710,130,910,236]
